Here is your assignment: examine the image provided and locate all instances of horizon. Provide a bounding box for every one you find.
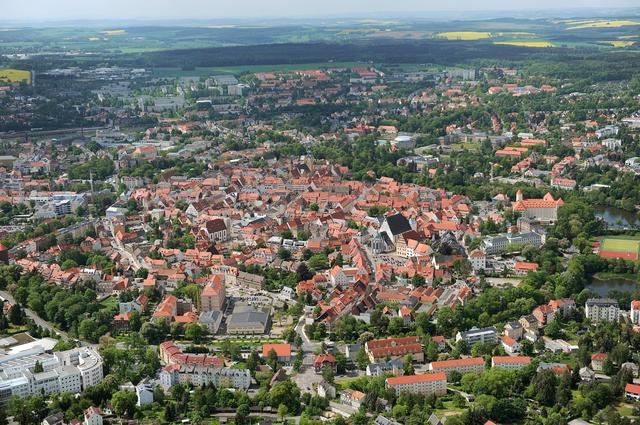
[2,1,640,24]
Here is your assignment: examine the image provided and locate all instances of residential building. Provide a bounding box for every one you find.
[585,298,619,324]
[201,276,226,312]
[456,326,498,345]
[591,353,607,372]
[314,353,337,374]
[631,300,640,325]
[429,357,485,376]
[385,372,447,396]
[365,336,424,363]
[84,407,103,425]
[491,356,531,370]
[624,383,640,401]
[341,388,366,409]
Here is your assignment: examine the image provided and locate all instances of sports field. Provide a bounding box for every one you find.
[599,237,640,260]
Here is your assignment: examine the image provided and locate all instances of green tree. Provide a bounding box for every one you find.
[111,390,138,418]
[355,348,369,370]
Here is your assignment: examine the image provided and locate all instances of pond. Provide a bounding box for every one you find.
[595,206,640,229]
[587,276,639,297]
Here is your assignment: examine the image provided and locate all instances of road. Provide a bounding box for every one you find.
[104,219,143,270]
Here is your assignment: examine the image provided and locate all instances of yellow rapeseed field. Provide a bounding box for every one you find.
[566,20,640,30]
[102,29,127,36]
[435,32,492,40]
[604,40,636,47]
[0,69,31,84]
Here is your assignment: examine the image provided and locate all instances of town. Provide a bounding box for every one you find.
[1,6,640,425]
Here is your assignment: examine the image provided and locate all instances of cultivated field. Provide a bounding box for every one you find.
[435,31,492,40]
[495,41,555,48]
[565,20,640,30]
[0,69,31,84]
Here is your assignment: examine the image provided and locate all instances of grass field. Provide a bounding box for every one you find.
[0,69,31,84]
[600,237,640,254]
[494,41,555,48]
[435,31,492,40]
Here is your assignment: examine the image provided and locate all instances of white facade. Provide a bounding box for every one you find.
[0,345,103,405]
[585,299,619,324]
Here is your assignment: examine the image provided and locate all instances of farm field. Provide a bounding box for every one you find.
[565,19,640,30]
[494,41,556,48]
[0,69,31,84]
[435,31,492,40]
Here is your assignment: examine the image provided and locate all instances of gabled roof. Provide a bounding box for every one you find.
[384,213,412,236]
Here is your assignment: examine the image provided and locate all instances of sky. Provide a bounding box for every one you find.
[2,0,639,22]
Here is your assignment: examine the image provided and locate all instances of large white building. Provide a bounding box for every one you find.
[585,298,619,324]
[456,326,498,346]
[0,342,103,405]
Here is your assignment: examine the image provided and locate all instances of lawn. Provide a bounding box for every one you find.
[99,296,118,310]
[0,69,31,84]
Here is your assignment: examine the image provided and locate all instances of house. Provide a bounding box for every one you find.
[591,353,607,372]
[374,415,402,425]
[84,407,102,425]
[468,249,486,270]
[500,335,521,354]
[317,380,336,399]
[431,336,446,351]
[262,344,292,364]
[515,261,539,275]
[136,378,154,406]
[341,388,366,409]
[631,300,640,325]
[504,321,523,340]
[491,356,531,370]
[624,383,640,401]
[621,362,639,377]
[314,353,337,374]
[532,304,555,326]
[367,359,404,377]
[385,372,447,396]
[42,413,65,425]
[579,367,596,382]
